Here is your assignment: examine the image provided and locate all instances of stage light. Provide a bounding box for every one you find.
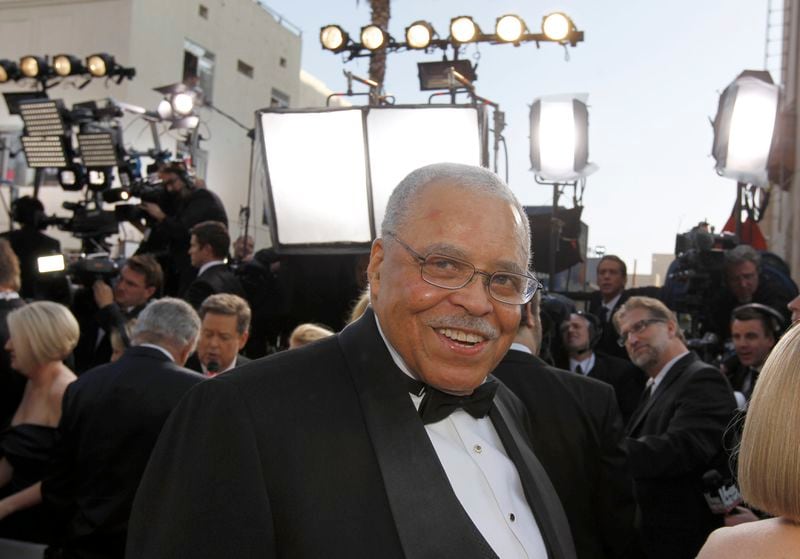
[77,132,119,167]
[496,15,526,43]
[542,13,572,42]
[21,136,69,168]
[406,21,435,49]
[321,25,349,52]
[103,188,130,203]
[58,164,86,190]
[712,71,780,186]
[530,95,595,181]
[0,60,20,83]
[417,60,477,90]
[172,92,195,116]
[52,54,85,77]
[88,169,110,190]
[361,24,388,50]
[87,53,113,77]
[20,56,46,78]
[157,99,172,119]
[450,16,479,43]
[38,254,66,274]
[169,115,200,130]
[18,100,67,136]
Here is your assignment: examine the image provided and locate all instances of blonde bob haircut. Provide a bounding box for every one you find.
[7,301,80,372]
[738,321,800,521]
[289,323,334,349]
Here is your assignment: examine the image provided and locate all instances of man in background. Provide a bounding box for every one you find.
[182,221,245,309]
[186,293,250,376]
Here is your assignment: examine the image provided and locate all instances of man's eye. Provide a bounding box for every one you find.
[427,256,462,272]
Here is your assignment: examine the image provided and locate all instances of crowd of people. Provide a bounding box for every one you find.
[0,161,799,558]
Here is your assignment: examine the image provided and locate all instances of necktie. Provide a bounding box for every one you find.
[575,365,584,375]
[406,376,499,425]
[598,306,609,324]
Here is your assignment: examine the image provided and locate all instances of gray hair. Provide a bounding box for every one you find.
[726,244,761,270]
[381,163,531,267]
[132,298,200,349]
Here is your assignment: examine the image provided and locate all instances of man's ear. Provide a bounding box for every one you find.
[237,331,250,351]
[521,302,535,329]
[366,238,385,300]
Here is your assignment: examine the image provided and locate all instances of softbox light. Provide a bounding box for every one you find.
[256,105,486,252]
[712,71,779,187]
[529,94,596,181]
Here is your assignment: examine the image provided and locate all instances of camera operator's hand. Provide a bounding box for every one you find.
[141,202,166,223]
[93,279,114,309]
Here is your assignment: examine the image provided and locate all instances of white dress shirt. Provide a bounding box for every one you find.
[196,259,226,277]
[647,350,689,395]
[376,319,547,558]
[569,352,596,375]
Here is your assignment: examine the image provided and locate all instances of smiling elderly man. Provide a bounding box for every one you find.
[127,163,576,559]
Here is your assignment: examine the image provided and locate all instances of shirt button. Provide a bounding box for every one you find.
[509,513,516,522]
[473,444,482,454]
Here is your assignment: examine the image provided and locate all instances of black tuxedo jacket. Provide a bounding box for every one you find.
[127,310,576,559]
[42,346,203,558]
[493,350,642,559]
[72,299,147,374]
[625,353,737,559]
[182,263,245,309]
[588,352,647,425]
[185,352,251,375]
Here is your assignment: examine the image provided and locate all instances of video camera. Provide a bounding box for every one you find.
[662,224,738,361]
[37,251,120,289]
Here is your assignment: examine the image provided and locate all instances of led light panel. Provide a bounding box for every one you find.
[19,100,67,136]
[78,132,119,167]
[21,136,68,168]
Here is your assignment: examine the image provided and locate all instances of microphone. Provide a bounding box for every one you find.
[206,360,221,375]
[702,469,743,515]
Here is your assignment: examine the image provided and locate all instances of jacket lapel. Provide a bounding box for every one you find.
[626,353,693,435]
[338,310,497,559]
[490,384,577,559]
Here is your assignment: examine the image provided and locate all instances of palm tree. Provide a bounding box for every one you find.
[359,0,391,90]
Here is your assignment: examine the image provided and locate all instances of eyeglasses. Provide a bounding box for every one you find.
[385,232,542,305]
[617,318,667,347]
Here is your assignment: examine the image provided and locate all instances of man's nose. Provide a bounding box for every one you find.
[451,273,494,315]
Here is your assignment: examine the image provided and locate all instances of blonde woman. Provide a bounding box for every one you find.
[698,322,800,558]
[288,323,334,349]
[0,301,79,542]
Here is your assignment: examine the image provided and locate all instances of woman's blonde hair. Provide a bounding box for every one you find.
[346,289,370,325]
[7,301,79,372]
[738,321,800,520]
[289,323,333,349]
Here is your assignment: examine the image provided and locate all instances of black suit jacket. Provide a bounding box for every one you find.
[588,352,647,425]
[182,263,245,309]
[493,349,642,559]
[126,310,576,559]
[625,353,736,559]
[42,346,203,559]
[72,299,148,374]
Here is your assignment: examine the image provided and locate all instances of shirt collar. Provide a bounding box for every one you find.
[0,291,20,301]
[569,352,595,374]
[197,259,226,276]
[136,343,175,362]
[509,342,531,354]
[603,292,622,311]
[650,350,689,391]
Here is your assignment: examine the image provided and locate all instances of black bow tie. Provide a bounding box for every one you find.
[406,376,499,425]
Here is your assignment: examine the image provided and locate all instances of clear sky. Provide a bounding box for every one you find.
[267,0,772,274]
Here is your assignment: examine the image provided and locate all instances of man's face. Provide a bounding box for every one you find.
[114,266,155,308]
[561,314,591,355]
[597,260,626,301]
[197,312,248,372]
[188,235,211,268]
[618,307,673,375]
[727,261,759,303]
[731,319,774,368]
[368,182,526,395]
[160,171,187,195]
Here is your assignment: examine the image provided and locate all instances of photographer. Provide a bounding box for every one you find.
[709,245,798,340]
[72,255,163,373]
[138,162,227,296]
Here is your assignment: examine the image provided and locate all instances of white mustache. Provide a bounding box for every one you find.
[426,316,498,340]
